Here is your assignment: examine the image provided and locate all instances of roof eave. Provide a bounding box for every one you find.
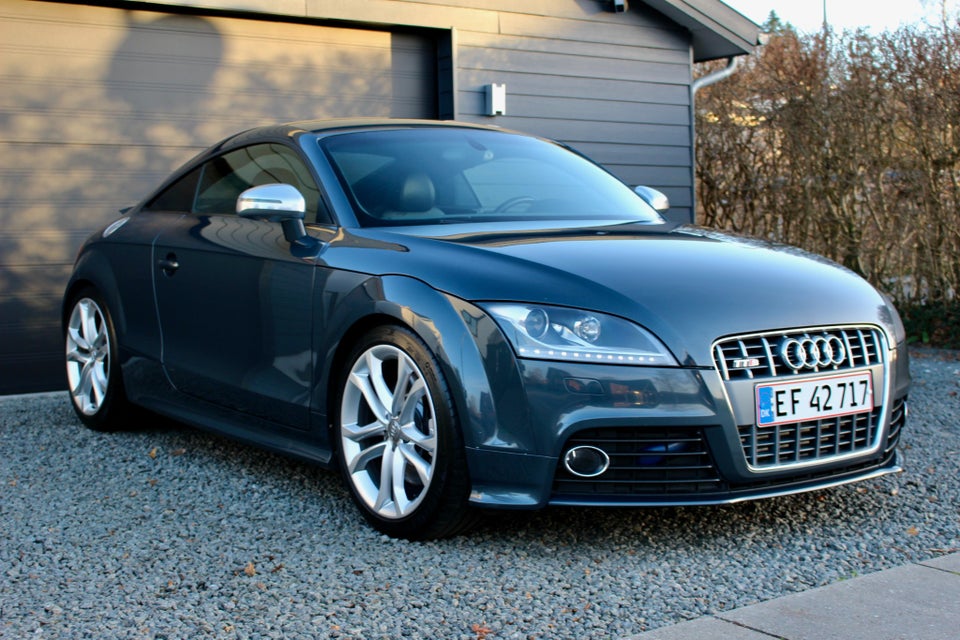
[641,0,762,62]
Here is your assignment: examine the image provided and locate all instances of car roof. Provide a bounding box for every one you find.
[296,118,500,134]
[220,118,509,148]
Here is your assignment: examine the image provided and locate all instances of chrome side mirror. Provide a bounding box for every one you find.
[237,183,306,219]
[633,186,670,213]
[237,184,319,257]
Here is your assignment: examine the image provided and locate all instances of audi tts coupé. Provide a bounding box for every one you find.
[64,120,910,539]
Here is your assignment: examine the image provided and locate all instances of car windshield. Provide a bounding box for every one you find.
[318,128,663,227]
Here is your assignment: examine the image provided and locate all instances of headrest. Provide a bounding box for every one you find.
[392,172,436,212]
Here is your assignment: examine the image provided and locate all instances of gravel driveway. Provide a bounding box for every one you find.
[2,350,958,639]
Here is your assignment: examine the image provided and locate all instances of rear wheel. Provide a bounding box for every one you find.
[335,325,475,540]
[64,289,131,431]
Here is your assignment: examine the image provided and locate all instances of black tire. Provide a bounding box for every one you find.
[64,288,132,431]
[334,325,476,540]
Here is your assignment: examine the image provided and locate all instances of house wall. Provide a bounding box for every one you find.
[0,0,698,394]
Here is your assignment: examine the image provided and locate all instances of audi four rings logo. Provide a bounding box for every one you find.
[779,335,847,371]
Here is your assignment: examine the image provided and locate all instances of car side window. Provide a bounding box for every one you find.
[142,165,202,213]
[193,144,325,222]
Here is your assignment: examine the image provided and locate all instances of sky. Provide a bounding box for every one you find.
[723,0,959,33]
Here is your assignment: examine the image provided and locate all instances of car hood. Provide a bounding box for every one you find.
[326,223,896,367]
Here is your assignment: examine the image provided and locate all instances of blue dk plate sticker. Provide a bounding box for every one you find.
[757,386,776,425]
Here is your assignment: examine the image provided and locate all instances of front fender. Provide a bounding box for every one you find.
[313,273,538,456]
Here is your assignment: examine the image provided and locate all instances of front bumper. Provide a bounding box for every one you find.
[465,341,908,509]
[549,429,903,507]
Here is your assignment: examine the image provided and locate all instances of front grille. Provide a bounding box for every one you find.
[739,407,882,468]
[715,326,890,471]
[714,326,884,381]
[552,427,722,497]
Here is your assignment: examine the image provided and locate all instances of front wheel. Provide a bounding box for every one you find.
[335,325,475,540]
[64,289,132,431]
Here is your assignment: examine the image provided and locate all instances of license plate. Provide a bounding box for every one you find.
[756,372,873,426]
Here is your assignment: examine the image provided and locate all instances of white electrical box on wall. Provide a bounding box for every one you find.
[485,83,506,116]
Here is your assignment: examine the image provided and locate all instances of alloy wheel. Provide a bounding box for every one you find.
[339,343,438,519]
[65,297,111,416]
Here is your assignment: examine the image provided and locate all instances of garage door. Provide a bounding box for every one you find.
[0,1,438,394]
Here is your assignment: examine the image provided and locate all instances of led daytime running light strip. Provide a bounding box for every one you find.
[517,347,665,363]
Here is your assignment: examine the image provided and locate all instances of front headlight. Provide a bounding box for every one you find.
[481,303,678,366]
[879,292,907,345]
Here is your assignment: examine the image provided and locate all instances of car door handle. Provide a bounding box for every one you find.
[158,254,180,275]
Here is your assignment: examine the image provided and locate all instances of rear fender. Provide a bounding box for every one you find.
[64,235,165,401]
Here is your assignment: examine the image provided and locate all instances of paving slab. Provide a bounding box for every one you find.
[920,552,960,573]
[627,617,772,640]
[718,558,960,640]
[631,553,960,640]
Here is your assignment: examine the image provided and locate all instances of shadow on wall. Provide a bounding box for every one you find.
[0,10,226,394]
[0,2,435,393]
[106,13,223,115]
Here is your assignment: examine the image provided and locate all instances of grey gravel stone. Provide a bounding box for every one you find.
[1,349,957,639]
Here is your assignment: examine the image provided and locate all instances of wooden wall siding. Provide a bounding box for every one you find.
[451,4,694,216]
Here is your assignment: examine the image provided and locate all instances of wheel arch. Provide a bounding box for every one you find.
[324,311,403,422]
[62,250,127,341]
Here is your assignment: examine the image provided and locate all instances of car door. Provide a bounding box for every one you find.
[151,143,323,428]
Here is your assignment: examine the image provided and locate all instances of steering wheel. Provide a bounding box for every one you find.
[493,195,535,213]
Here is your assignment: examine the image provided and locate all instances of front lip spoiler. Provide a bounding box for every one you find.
[548,451,903,507]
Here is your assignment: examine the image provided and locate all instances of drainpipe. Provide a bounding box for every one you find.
[692,56,740,96]
[688,56,741,225]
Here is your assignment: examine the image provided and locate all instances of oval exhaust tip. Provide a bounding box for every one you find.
[563,445,610,478]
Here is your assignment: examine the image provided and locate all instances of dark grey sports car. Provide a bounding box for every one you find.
[63,120,910,539]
